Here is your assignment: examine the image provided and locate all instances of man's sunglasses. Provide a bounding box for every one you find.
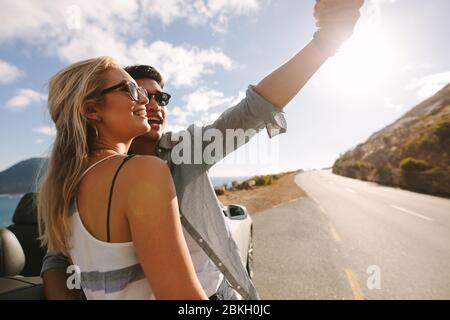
[99,80,171,106]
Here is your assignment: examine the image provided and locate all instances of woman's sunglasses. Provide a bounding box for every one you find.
[99,80,171,106]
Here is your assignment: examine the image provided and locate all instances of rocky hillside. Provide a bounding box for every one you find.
[0,158,47,194]
[333,84,450,196]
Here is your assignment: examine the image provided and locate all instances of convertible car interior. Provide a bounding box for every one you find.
[0,193,45,300]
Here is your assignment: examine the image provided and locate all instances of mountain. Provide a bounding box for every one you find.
[333,83,450,196]
[0,158,48,194]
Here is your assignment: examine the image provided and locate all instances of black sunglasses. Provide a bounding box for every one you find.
[99,80,171,106]
[147,91,171,107]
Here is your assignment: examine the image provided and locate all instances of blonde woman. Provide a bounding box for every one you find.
[37,57,208,300]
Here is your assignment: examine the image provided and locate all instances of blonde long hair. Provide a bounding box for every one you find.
[37,56,120,256]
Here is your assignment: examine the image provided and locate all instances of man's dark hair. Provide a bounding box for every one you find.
[124,65,164,88]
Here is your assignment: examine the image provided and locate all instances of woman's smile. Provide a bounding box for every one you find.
[132,108,147,118]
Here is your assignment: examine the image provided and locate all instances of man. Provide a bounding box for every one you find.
[41,0,364,299]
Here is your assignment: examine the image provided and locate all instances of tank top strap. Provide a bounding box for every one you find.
[106,154,136,243]
[80,154,119,180]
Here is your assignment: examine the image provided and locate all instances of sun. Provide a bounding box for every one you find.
[323,14,397,97]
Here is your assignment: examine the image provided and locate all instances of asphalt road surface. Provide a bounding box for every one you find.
[252,170,450,299]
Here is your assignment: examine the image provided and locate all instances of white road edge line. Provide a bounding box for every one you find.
[390,205,433,222]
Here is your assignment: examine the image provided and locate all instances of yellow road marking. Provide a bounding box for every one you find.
[317,204,327,215]
[345,269,366,300]
[329,223,341,243]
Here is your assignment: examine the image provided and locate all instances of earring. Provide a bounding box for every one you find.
[94,125,99,138]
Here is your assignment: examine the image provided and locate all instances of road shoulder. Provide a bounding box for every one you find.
[218,172,305,214]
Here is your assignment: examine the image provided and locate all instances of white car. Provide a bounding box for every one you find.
[221,204,254,279]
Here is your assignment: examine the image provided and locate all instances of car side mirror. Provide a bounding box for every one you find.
[228,205,247,220]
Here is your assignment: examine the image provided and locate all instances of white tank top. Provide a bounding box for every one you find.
[69,154,154,299]
[70,200,154,299]
[69,154,223,299]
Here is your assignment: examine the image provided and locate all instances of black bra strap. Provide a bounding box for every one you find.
[106,154,136,242]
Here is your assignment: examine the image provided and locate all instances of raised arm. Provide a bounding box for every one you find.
[255,0,364,109]
[170,0,364,169]
[126,156,208,300]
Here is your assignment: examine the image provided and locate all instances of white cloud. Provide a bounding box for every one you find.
[0,0,259,86]
[127,40,233,87]
[183,87,234,112]
[32,126,56,136]
[142,0,259,30]
[0,0,260,42]
[6,89,47,111]
[384,97,403,111]
[406,71,450,100]
[55,36,235,87]
[208,0,259,14]
[165,88,246,129]
[230,90,246,106]
[35,139,45,144]
[165,123,186,134]
[168,106,190,125]
[196,111,222,126]
[401,62,433,73]
[54,35,234,88]
[55,26,130,64]
[0,0,140,43]
[0,60,23,84]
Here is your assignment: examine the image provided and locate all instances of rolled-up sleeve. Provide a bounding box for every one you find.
[167,85,288,168]
[40,253,70,277]
[244,85,287,138]
[207,85,287,138]
[196,85,287,166]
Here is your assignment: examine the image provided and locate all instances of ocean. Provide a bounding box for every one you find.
[210,176,249,188]
[0,176,248,228]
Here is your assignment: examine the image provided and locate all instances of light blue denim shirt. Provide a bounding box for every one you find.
[41,85,287,300]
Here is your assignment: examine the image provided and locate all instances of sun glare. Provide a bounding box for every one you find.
[324,12,397,97]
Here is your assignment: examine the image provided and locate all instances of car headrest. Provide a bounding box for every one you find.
[12,193,38,225]
[0,228,25,277]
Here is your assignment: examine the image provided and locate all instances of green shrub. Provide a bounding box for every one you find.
[434,121,450,142]
[253,175,273,186]
[351,160,369,170]
[382,164,392,173]
[214,187,226,196]
[399,157,428,172]
[405,136,425,150]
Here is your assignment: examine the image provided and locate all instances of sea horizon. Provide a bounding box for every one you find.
[0,176,249,228]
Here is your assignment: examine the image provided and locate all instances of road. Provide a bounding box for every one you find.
[252,169,450,299]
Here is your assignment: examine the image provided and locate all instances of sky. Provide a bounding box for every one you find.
[0,0,449,177]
